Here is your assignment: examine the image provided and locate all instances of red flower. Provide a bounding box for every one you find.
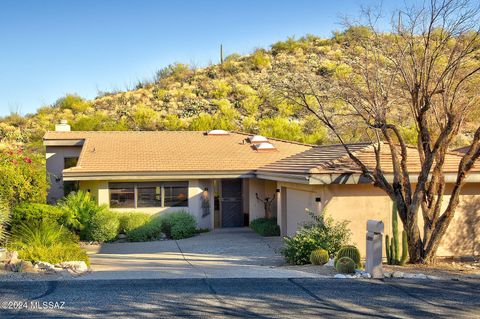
[23,157,32,163]
[17,149,23,155]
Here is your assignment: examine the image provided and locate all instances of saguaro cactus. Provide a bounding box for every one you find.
[386,202,408,265]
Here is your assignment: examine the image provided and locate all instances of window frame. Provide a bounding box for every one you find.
[108,181,189,208]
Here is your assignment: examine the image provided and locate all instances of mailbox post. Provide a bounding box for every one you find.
[366,220,384,279]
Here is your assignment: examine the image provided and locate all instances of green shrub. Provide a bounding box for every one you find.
[282,210,351,265]
[127,218,163,242]
[160,210,197,240]
[119,212,151,234]
[0,197,10,244]
[11,203,65,228]
[7,221,89,266]
[310,248,329,265]
[58,191,108,233]
[335,256,356,274]
[250,218,280,236]
[334,245,360,268]
[83,210,119,242]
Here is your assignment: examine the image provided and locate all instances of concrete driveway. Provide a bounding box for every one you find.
[83,228,320,280]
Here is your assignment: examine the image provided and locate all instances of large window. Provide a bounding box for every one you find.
[110,183,135,208]
[109,182,188,208]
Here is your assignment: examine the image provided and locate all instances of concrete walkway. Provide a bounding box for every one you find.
[83,228,321,280]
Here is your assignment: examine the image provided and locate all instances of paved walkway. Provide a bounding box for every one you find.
[83,228,321,280]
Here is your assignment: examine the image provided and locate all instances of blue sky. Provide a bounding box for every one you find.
[0,0,396,116]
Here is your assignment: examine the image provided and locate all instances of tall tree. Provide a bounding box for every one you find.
[269,0,480,263]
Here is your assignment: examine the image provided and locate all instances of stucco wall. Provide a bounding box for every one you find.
[46,146,82,203]
[278,181,480,258]
[79,179,215,229]
[247,178,278,222]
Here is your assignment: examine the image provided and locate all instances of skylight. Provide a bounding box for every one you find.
[206,130,230,136]
[253,142,276,151]
[248,135,269,144]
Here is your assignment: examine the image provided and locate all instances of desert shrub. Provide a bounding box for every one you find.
[118,212,151,234]
[0,197,10,244]
[58,191,108,233]
[11,203,65,229]
[250,218,280,236]
[8,221,89,266]
[55,94,91,112]
[310,248,329,265]
[0,147,48,207]
[281,210,351,265]
[160,210,197,240]
[335,256,356,274]
[83,210,120,242]
[127,218,163,242]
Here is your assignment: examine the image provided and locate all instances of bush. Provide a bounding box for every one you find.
[250,218,280,236]
[7,221,89,266]
[58,191,108,233]
[119,212,151,234]
[310,248,329,265]
[83,210,119,242]
[335,256,356,274]
[11,203,65,228]
[334,245,361,268]
[127,218,163,242]
[160,210,197,240]
[0,198,10,244]
[281,210,351,265]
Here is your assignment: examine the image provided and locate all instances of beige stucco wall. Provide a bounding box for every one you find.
[79,179,215,229]
[277,181,480,258]
[46,146,82,203]
[247,178,278,222]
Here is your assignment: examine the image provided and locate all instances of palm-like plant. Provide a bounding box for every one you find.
[57,191,108,232]
[0,197,10,245]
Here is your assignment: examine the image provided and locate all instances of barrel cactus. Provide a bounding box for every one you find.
[310,248,329,265]
[334,245,361,267]
[335,257,356,274]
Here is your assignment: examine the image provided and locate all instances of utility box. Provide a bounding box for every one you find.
[366,220,384,279]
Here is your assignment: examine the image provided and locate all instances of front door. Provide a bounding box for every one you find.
[221,179,243,227]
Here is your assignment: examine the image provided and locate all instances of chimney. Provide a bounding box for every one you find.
[55,119,71,132]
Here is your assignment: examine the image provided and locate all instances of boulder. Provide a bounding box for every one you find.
[6,251,19,264]
[35,261,56,272]
[427,275,441,280]
[18,261,35,273]
[325,258,335,267]
[334,274,347,279]
[57,261,89,274]
[383,272,392,278]
[392,271,404,278]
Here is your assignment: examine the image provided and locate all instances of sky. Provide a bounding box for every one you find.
[0,0,398,116]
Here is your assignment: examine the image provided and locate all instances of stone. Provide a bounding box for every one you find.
[334,274,347,279]
[403,273,416,279]
[427,275,441,280]
[18,261,35,273]
[6,251,19,264]
[413,273,427,279]
[0,248,7,262]
[325,258,335,267]
[392,271,404,278]
[57,261,88,274]
[383,272,392,278]
[35,261,56,272]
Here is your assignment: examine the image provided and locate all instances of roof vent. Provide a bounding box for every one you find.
[248,135,269,144]
[55,119,71,132]
[253,142,276,151]
[206,129,230,136]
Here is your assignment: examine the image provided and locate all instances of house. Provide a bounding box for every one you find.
[44,122,480,257]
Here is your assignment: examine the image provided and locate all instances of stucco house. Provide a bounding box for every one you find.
[44,122,480,257]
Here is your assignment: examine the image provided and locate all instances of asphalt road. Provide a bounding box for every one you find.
[0,278,479,318]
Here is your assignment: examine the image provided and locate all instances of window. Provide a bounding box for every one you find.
[164,182,188,207]
[108,181,188,208]
[64,157,79,169]
[109,183,135,208]
[137,182,162,207]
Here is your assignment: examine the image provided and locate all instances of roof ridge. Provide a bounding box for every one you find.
[231,131,316,147]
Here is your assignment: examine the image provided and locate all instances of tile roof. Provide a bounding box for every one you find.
[259,143,480,175]
[43,131,312,175]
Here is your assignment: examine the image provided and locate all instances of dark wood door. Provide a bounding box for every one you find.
[221,179,243,227]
